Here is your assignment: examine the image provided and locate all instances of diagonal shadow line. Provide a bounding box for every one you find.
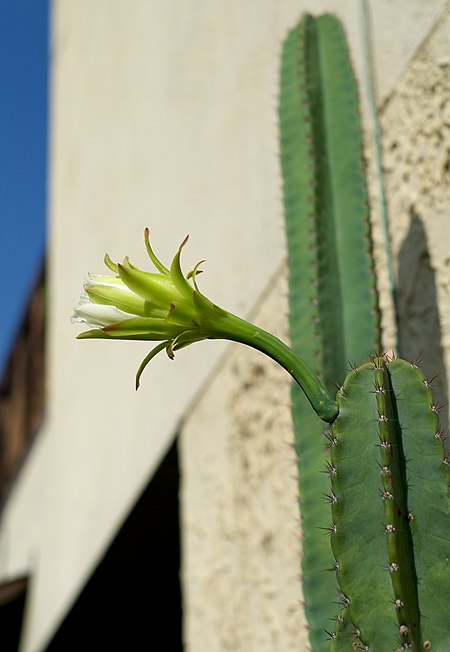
[397,209,449,445]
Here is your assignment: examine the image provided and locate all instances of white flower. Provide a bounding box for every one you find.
[73,229,229,387]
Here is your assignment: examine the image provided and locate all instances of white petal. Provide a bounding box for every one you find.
[84,274,133,292]
[72,302,135,328]
[77,291,91,305]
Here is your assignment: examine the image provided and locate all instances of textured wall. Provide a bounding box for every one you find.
[381,5,450,429]
[181,273,309,651]
[180,4,450,651]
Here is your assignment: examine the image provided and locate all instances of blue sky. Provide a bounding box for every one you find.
[0,0,49,378]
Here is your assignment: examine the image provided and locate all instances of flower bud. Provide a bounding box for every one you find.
[73,229,228,387]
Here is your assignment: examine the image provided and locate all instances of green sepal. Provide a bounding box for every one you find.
[102,316,186,338]
[85,284,164,318]
[104,253,120,274]
[168,330,207,357]
[135,341,170,389]
[118,259,187,308]
[144,227,170,275]
[169,236,195,298]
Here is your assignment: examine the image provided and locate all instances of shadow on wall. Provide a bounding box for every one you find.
[43,438,182,652]
[0,265,46,512]
[397,210,449,440]
[0,577,28,651]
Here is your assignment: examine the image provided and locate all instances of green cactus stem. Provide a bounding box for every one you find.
[388,360,450,649]
[279,13,380,649]
[328,356,450,651]
[210,314,338,422]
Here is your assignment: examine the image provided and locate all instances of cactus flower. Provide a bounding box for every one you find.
[73,229,234,387]
[73,229,337,420]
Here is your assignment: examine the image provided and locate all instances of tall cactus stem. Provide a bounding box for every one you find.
[279,13,380,649]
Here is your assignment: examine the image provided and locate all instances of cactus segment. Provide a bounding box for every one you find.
[280,13,380,391]
[388,360,450,650]
[298,14,380,388]
[279,13,380,649]
[280,17,338,648]
[330,361,400,648]
[280,16,339,648]
[329,357,450,650]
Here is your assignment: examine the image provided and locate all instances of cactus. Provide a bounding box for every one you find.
[279,12,449,652]
[279,13,380,650]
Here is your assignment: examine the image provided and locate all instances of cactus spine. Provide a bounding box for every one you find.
[279,14,380,650]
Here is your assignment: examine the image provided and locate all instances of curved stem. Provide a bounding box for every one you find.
[210,312,338,423]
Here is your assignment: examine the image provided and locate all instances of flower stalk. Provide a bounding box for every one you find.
[73,229,338,421]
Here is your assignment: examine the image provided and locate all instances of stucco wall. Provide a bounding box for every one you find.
[180,4,450,651]
[382,6,450,423]
[181,273,309,651]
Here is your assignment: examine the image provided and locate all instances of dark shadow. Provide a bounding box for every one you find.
[397,210,449,439]
[0,264,46,512]
[0,577,28,652]
[44,437,182,651]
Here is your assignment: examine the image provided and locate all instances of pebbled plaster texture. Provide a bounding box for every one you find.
[180,272,309,651]
[380,4,450,429]
[180,4,450,651]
